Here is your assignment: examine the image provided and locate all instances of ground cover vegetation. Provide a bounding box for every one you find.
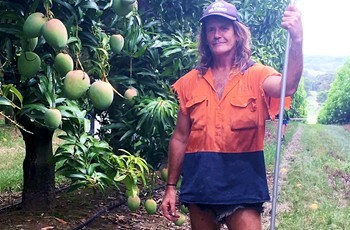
[277,124,350,229]
[1,121,350,229]
[0,0,310,225]
[0,122,24,192]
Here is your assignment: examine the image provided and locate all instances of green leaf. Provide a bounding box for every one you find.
[76,0,99,11]
[132,45,147,58]
[22,103,47,113]
[0,97,12,106]
[80,31,98,46]
[114,174,127,182]
[87,164,97,176]
[53,0,78,22]
[84,118,91,133]
[119,129,134,142]
[67,36,80,45]
[0,26,22,36]
[162,47,182,57]
[69,173,87,179]
[8,86,23,106]
[67,181,88,192]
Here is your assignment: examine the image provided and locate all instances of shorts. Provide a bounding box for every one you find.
[282,119,289,125]
[185,202,264,223]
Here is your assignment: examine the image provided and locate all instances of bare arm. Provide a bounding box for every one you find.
[167,111,191,186]
[263,5,303,97]
[161,110,191,221]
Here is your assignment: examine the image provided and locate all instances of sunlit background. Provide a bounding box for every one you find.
[298,0,350,56]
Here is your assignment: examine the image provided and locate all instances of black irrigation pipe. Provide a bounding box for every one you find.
[0,198,22,214]
[71,184,166,230]
[71,198,127,230]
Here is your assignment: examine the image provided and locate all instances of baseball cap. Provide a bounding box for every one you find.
[200,1,240,22]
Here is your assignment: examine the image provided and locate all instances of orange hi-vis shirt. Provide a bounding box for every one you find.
[172,63,291,205]
[173,63,290,154]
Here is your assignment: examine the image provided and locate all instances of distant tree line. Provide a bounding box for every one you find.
[318,58,350,124]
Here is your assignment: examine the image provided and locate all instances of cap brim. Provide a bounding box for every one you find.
[200,13,239,22]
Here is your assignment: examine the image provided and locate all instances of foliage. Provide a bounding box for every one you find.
[105,0,292,169]
[0,83,23,127]
[0,84,23,107]
[0,0,152,196]
[302,55,347,109]
[112,149,150,197]
[318,58,350,124]
[304,71,335,99]
[236,0,289,71]
[0,0,305,200]
[104,0,202,168]
[316,90,327,104]
[288,77,307,118]
[105,94,178,168]
[54,101,113,192]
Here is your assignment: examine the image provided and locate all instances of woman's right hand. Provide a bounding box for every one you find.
[161,186,179,221]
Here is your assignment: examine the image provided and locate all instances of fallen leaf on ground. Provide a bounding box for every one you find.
[54,217,68,224]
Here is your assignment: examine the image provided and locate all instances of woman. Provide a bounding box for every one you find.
[161,1,303,229]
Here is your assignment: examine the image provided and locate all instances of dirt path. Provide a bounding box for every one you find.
[262,125,304,229]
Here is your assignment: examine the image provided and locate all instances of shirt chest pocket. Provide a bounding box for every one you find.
[230,97,258,130]
[185,96,207,131]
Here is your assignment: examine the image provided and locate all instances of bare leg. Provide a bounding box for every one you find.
[225,208,261,230]
[282,124,287,136]
[188,204,221,230]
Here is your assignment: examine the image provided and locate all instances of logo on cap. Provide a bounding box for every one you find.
[200,1,240,22]
[208,2,228,14]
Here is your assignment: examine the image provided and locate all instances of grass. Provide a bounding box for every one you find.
[0,122,25,192]
[277,124,350,229]
[0,118,67,193]
[264,120,300,171]
[263,121,350,229]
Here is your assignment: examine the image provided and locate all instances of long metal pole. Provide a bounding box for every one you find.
[270,1,294,229]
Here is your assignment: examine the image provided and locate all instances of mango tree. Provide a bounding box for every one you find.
[0,0,148,211]
[0,0,303,212]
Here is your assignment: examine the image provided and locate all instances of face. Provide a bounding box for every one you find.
[205,16,236,58]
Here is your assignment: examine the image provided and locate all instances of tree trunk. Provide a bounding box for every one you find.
[19,116,56,211]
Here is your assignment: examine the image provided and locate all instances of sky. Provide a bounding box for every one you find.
[297,0,350,56]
